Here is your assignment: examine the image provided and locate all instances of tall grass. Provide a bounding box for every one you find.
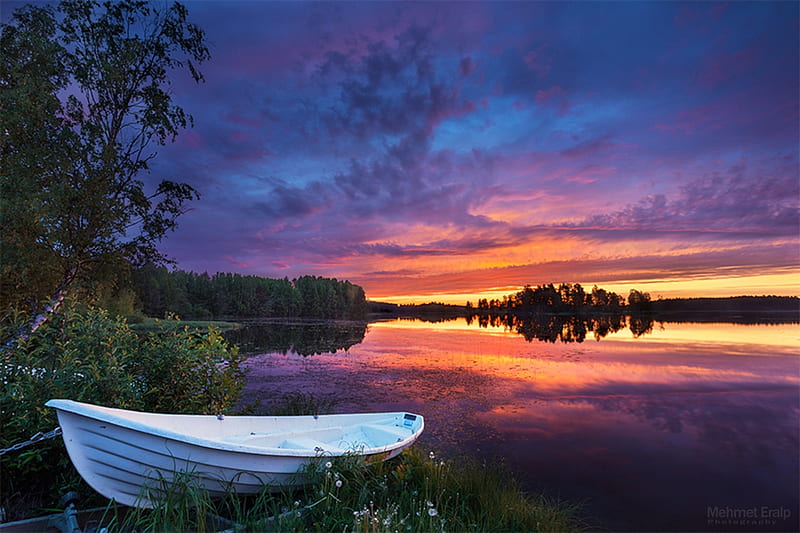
[112,447,585,532]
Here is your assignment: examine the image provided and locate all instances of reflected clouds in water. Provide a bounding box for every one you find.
[239,318,799,531]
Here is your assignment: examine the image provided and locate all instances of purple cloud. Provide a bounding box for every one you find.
[68,0,798,299]
[572,156,799,239]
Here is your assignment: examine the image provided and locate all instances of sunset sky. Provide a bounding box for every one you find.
[90,2,800,302]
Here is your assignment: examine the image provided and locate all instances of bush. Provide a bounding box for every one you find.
[0,305,246,520]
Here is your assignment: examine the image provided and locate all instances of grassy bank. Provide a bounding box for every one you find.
[128,317,242,332]
[104,447,585,532]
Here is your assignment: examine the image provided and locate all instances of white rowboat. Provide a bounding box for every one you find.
[46,399,424,508]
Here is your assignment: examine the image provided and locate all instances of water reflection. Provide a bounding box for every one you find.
[488,389,799,532]
[225,319,367,356]
[467,313,652,342]
[239,318,800,531]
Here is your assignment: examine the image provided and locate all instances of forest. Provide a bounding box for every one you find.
[129,265,369,320]
[466,283,651,315]
[464,284,798,323]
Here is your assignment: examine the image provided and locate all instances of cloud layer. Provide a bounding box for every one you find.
[139,1,797,301]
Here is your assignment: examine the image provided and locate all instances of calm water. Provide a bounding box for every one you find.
[231,318,800,532]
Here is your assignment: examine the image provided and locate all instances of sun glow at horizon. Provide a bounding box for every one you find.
[366,271,800,306]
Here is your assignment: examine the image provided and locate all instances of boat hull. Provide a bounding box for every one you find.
[47,400,424,508]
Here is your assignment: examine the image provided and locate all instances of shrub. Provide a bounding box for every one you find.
[0,305,246,520]
[134,316,246,415]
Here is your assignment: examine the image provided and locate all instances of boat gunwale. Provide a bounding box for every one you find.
[46,399,424,458]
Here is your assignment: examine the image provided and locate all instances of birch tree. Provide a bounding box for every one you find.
[1,0,209,350]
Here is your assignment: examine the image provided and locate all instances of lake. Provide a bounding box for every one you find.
[228,317,799,532]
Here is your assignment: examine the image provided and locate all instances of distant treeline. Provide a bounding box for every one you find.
[467,283,652,315]
[368,301,467,321]
[650,296,798,322]
[131,265,368,320]
[372,286,798,322]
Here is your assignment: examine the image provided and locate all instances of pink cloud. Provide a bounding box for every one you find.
[357,243,799,302]
[230,130,253,143]
[655,81,796,140]
[357,241,793,295]
[222,112,264,129]
[459,56,477,77]
[564,165,617,185]
[224,255,251,268]
[523,43,551,77]
[535,86,569,115]
[655,101,728,134]
[177,130,205,149]
[698,44,759,89]
[524,50,540,68]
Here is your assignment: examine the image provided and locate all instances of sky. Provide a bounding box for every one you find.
[10,1,799,303]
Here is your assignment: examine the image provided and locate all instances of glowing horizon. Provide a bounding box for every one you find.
[365,270,800,306]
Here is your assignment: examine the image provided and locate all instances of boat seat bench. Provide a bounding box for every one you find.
[277,436,343,451]
[221,426,346,445]
[359,424,410,442]
[221,423,411,450]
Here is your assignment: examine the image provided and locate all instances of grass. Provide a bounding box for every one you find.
[128,317,241,332]
[101,448,585,532]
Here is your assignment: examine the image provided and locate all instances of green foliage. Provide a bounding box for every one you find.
[0,0,208,317]
[135,317,246,414]
[131,265,369,320]
[0,305,245,520]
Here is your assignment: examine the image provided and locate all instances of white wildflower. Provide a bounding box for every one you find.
[428,508,438,517]
[335,479,343,488]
